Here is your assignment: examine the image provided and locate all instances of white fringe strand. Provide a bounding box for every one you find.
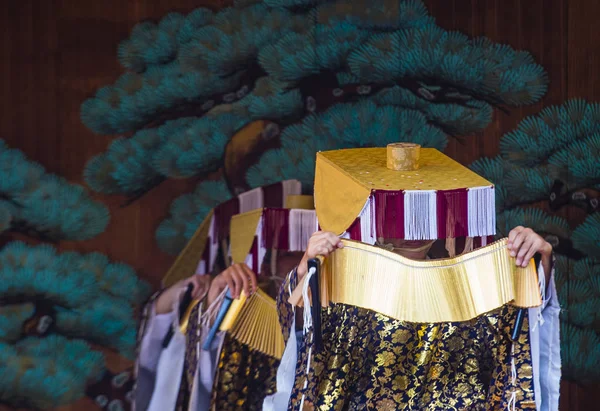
[404,190,438,240]
[359,196,376,245]
[289,210,318,252]
[282,180,302,205]
[194,260,206,276]
[468,186,496,238]
[239,187,264,213]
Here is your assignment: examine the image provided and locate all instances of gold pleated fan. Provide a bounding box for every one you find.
[219,288,284,360]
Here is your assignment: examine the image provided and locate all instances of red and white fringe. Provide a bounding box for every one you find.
[345,186,496,241]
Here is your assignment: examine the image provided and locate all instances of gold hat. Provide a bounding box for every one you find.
[314,143,496,243]
[161,180,303,287]
[229,201,316,270]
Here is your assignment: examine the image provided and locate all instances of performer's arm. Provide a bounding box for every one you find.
[138,275,211,371]
[138,299,177,371]
[507,226,553,291]
[136,266,257,381]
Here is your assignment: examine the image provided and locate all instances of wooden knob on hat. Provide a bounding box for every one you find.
[386,143,421,171]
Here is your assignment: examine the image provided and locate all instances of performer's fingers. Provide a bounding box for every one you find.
[224,273,235,298]
[230,266,245,298]
[239,264,257,294]
[238,264,256,296]
[507,226,524,249]
[523,238,545,268]
[521,247,537,268]
[310,230,327,240]
[516,239,533,267]
[322,232,343,248]
[234,265,250,297]
[318,242,335,255]
[509,231,525,257]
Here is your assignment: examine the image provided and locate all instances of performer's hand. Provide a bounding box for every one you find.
[297,231,344,278]
[207,263,258,306]
[508,226,553,285]
[155,275,211,315]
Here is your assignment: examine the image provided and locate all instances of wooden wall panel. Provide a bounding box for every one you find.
[562,0,600,410]
[1,0,599,409]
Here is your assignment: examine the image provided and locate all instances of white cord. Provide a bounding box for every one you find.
[302,267,316,335]
[506,343,517,411]
[532,262,547,332]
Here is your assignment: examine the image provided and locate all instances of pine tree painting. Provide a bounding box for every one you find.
[81,0,548,255]
[0,140,109,242]
[0,140,151,409]
[471,100,600,384]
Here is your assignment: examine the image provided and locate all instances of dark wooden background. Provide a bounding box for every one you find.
[0,0,598,409]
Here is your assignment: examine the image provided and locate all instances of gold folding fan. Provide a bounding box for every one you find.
[218,288,285,359]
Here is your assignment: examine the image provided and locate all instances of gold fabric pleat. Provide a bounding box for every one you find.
[290,238,541,323]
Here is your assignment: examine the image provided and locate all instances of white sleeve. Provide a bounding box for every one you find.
[138,304,177,372]
[529,260,561,411]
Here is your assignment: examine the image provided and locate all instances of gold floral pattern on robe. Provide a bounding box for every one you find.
[289,303,535,410]
[277,269,298,344]
[211,335,279,410]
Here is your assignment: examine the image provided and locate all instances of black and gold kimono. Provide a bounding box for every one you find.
[133,290,279,411]
[276,269,537,410]
[210,333,279,410]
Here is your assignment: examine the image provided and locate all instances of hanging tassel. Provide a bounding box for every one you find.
[270,247,278,279]
[300,268,316,409]
[195,296,204,360]
[445,237,456,257]
[462,237,473,254]
[255,217,267,273]
[302,267,315,335]
[299,331,314,411]
[506,343,518,411]
[201,287,228,329]
[532,262,547,332]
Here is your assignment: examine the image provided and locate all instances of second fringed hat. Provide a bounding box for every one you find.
[314,143,496,246]
[162,179,310,287]
[229,206,318,273]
